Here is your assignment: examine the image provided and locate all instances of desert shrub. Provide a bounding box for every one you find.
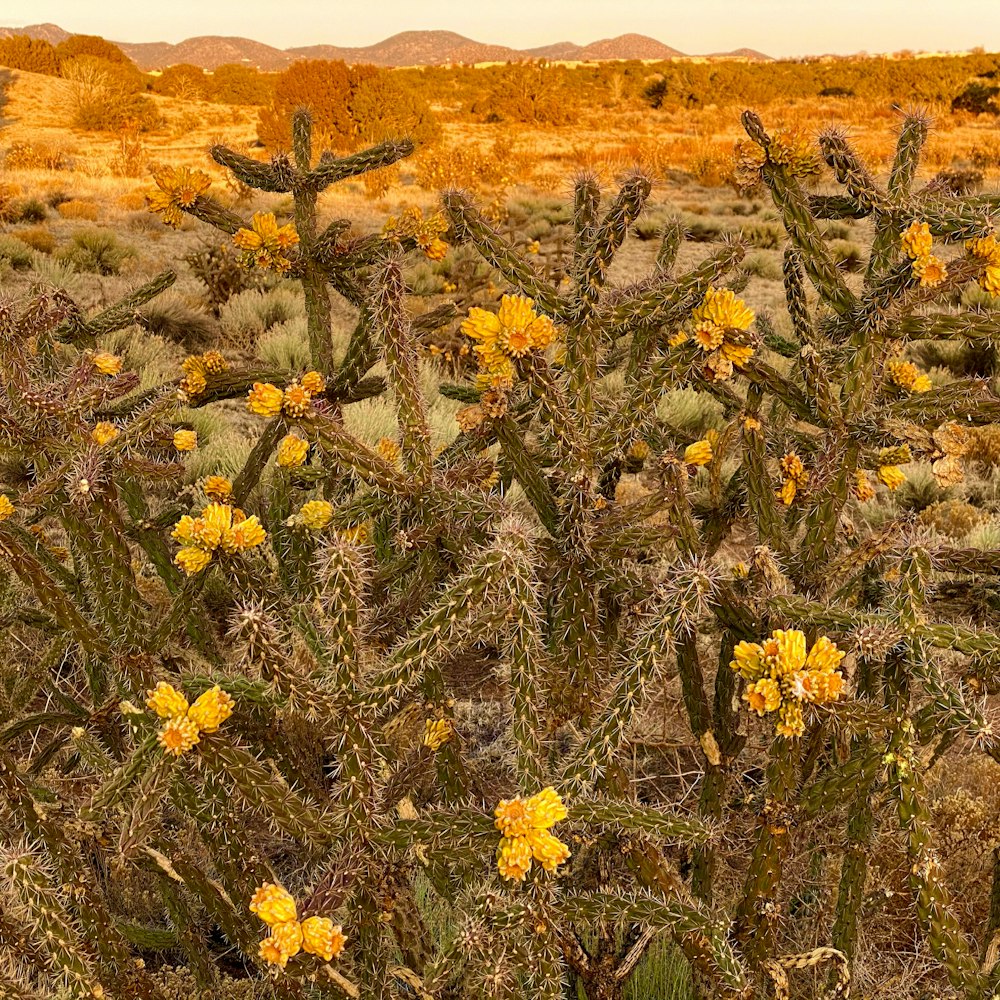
[257,59,378,152]
[0,35,60,75]
[55,227,135,274]
[209,63,275,105]
[149,63,210,100]
[951,80,1000,115]
[135,294,218,350]
[257,317,311,370]
[473,62,575,125]
[55,34,133,69]
[62,55,161,131]
[918,498,987,538]
[0,195,47,223]
[218,285,305,348]
[0,233,33,270]
[4,107,1000,1000]
[0,67,12,127]
[56,198,99,221]
[348,72,440,148]
[11,226,56,254]
[3,140,73,170]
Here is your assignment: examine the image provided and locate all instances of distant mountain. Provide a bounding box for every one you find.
[708,47,773,61]
[578,34,686,60]
[0,22,71,45]
[0,23,771,70]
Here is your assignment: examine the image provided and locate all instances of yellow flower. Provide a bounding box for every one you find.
[731,640,767,680]
[227,514,266,552]
[693,322,724,353]
[777,478,798,506]
[911,375,932,393]
[146,682,189,719]
[495,797,533,839]
[299,500,333,531]
[683,440,713,467]
[982,265,1000,297]
[233,212,299,273]
[475,354,517,391]
[203,476,232,502]
[340,522,370,545]
[91,421,119,445]
[766,628,808,677]
[258,936,287,967]
[462,295,555,367]
[524,828,571,872]
[901,221,933,261]
[912,254,947,288]
[277,434,309,469]
[743,677,781,715]
[804,634,845,675]
[159,714,201,755]
[187,685,233,733]
[497,836,534,881]
[668,330,689,347]
[776,700,805,738]
[180,370,207,400]
[300,370,326,396]
[527,786,568,829]
[93,352,122,376]
[173,429,198,452]
[377,437,401,466]
[201,350,227,374]
[270,920,303,962]
[282,382,313,419]
[250,883,297,926]
[247,382,284,417]
[692,287,754,331]
[768,129,820,177]
[878,465,906,491]
[175,546,213,575]
[966,234,1000,265]
[146,166,211,228]
[0,494,14,522]
[423,237,448,261]
[528,240,540,255]
[300,916,346,961]
[423,718,453,750]
[853,469,876,502]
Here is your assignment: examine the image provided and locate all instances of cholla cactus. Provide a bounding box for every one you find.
[2,102,1000,1000]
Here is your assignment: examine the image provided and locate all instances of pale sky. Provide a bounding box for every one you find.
[2,0,998,58]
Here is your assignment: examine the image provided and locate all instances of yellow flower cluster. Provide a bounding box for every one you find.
[296,500,333,531]
[495,787,570,882]
[731,629,845,738]
[91,421,119,445]
[250,883,346,968]
[277,433,309,469]
[0,494,15,521]
[180,351,228,400]
[967,233,1000,296]
[733,130,818,190]
[247,374,324,418]
[377,437,402,466]
[777,452,809,506]
[233,212,300,273]
[146,682,233,755]
[146,166,211,228]
[92,352,123,376]
[689,287,755,381]
[683,440,713,467]
[461,295,556,390]
[877,465,906,491]
[172,502,266,575]
[901,221,948,288]
[382,206,449,261]
[853,469,876,502]
[173,429,198,452]
[886,359,932,393]
[423,718,453,750]
[202,475,233,502]
[875,445,909,492]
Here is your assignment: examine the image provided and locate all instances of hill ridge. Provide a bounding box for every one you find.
[0,23,773,70]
